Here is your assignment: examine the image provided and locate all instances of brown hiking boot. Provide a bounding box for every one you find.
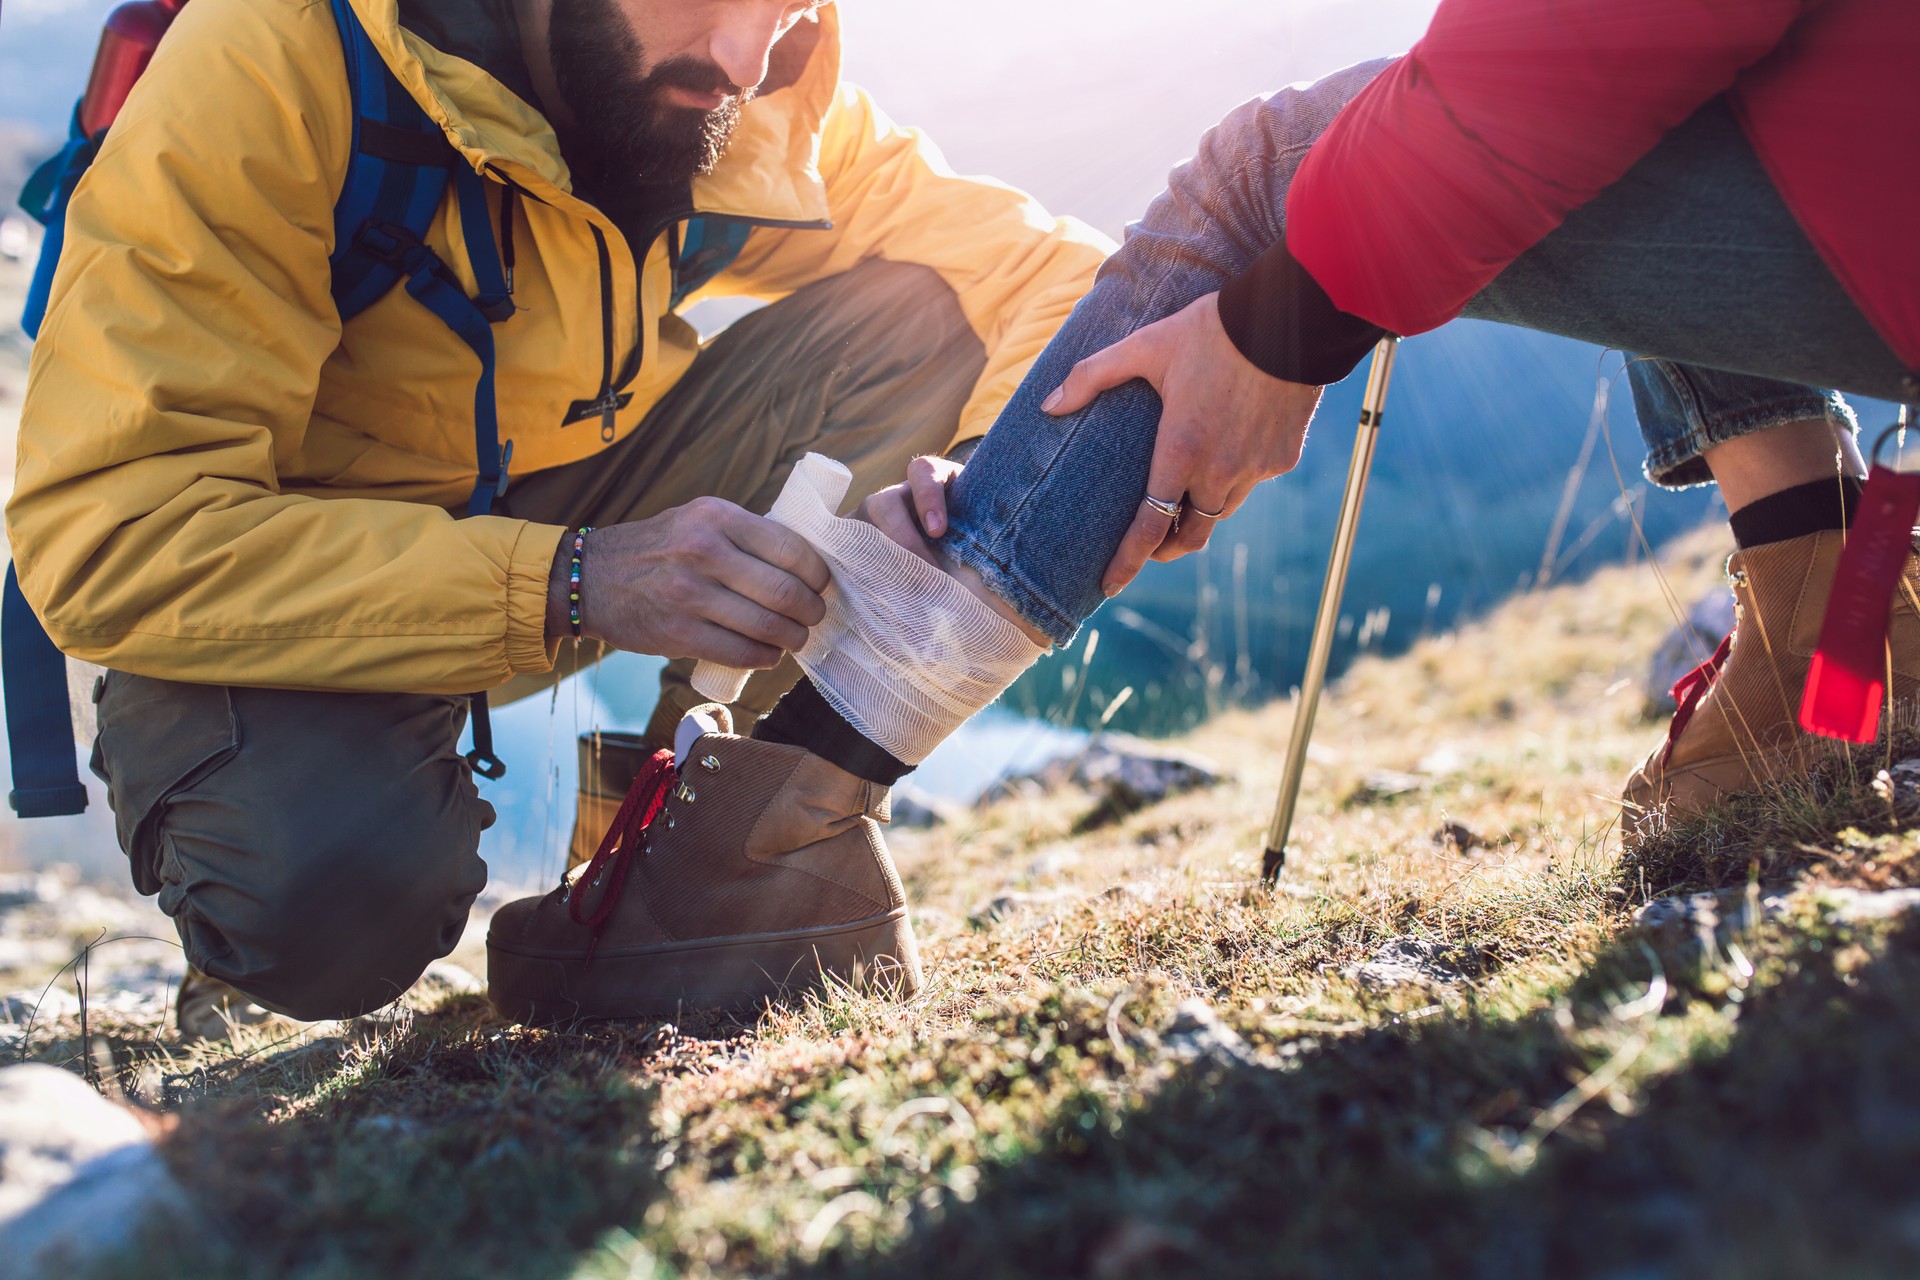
[487,707,922,1024]
[568,731,654,872]
[176,965,277,1042]
[1623,529,1920,830]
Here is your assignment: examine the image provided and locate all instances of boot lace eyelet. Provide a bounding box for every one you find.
[675,783,697,803]
[700,755,721,773]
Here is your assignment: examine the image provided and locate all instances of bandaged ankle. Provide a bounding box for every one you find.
[694,455,1047,764]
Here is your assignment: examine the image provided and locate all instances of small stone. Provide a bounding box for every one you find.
[0,987,80,1026]
[1633,888,1788,964]
[967,889,1071,928]
[1643,589,1737,718]
[1344,770,1426,808]
[1432,822,1484,853]
[1870,759,1920,818]
[0,873,62,913]
[1159,999,1255,1067]
[980,736,1222,828]
[1346,938,1466,988]
[889,785,960,831]
[1821,887,1920,925]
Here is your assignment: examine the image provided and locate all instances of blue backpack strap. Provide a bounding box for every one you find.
[323,0,514,520]
[18,106,101,340]
[6,106,98,817]
[3,566,87,817]
[325,0,514,779]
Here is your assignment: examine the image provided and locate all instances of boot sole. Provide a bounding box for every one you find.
[486,908,922,1026]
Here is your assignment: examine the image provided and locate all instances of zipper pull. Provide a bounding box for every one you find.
[600,400,617,443]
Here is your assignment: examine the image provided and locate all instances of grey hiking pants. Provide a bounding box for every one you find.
[91,260,987,1020]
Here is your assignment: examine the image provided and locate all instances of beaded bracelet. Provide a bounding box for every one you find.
[568,527,592,640]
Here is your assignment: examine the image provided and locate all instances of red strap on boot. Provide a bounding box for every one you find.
[1663,632,1732,768]
[1801,428,1920,743]
[569,748,677,959]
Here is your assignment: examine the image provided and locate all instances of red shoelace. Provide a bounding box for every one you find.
[567,747,678,962]
[1662,632,1733,768]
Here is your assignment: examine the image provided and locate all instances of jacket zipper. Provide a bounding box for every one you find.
[554,185,832,440]
[580,224,624,442]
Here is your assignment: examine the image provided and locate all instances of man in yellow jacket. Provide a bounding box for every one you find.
[7,0,1108,1028]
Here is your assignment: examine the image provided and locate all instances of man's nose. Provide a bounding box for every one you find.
[706,5,785,93]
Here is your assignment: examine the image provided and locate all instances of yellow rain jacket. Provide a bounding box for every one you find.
[8,0,1111,695]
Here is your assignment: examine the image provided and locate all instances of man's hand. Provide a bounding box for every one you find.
[1042,292,1325,596]
[547,497,830,669]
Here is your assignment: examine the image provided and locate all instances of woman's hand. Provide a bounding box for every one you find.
[1042,292,1325,596]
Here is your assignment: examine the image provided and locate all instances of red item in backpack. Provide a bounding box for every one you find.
[78,0,189,136]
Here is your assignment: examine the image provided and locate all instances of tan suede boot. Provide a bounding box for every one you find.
[1623,529,1920,829]
[176,966,278,1042]
[489,708,922,1024]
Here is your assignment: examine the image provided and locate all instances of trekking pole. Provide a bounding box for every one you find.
[1262,336,1400,884]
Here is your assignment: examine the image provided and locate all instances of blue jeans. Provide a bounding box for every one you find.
[943,58,1905,647]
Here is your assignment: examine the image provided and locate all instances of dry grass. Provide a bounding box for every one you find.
[23,523,1920,1279]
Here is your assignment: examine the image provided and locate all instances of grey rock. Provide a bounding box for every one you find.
[1347,938,1466,988]
[1344,769,1427,807]
[1432,822,1484,853]
[889,785,961,831]
[1822,887,1920,924]
[0,986,80,1026]
[1644,590,1737,718]
[967,889,1072,928]
[414,959,484,1000]
[0,873,61,913]
[0,1065,191,1277]
[1159,999,1255,1067]
[1870,760,1920,819]
[1634,888,1788,963]
[980,736,1222,826]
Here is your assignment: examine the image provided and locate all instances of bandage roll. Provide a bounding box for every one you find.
[692,455,855,704]
[693,454,1045,763]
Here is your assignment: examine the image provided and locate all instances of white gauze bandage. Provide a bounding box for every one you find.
[693,454,1046,764]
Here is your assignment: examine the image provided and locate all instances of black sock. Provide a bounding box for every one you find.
[1728,475,1866,550]
[754,677,914,786]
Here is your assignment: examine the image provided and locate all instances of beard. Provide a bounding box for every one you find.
[548,0,756,192]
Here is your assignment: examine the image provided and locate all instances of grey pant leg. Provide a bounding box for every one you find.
[90,672,492,1020]
[1463,99,1907,403]
[501,257,988,743]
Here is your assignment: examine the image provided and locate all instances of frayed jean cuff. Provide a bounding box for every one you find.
[1634,359,1859,490]
[939,526,1081,650]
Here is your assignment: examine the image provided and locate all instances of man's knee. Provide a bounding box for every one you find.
[169,799,487,1021]
[94,677,491,1021]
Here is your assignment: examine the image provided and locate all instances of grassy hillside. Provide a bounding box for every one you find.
[18,523,1920,1279]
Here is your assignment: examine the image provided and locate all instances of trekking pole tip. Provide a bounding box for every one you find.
[1260,845,1286,884]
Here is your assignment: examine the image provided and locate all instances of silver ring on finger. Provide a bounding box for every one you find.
[1144,494,1183,521]
[1188,500,1228,520]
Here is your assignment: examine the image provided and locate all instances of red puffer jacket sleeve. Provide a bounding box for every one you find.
[1217,0,1813,385]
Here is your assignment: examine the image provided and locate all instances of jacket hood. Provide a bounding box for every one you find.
[349,0,837,224]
